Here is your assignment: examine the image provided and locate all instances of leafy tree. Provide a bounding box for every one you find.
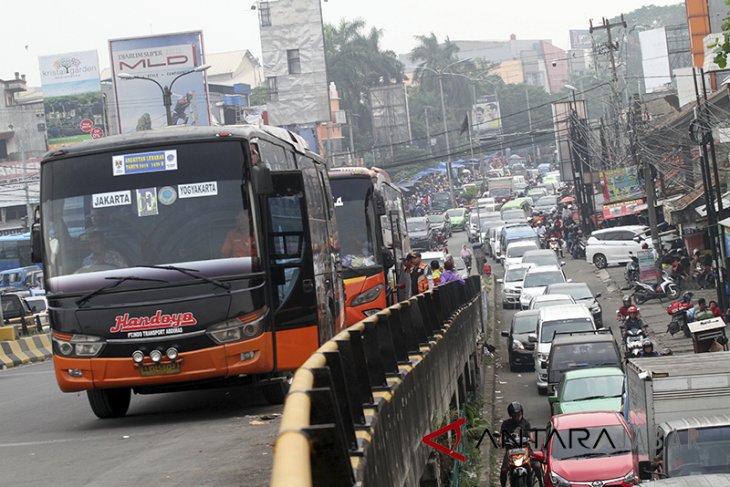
[249,85,269,106]
[712,0,730,68]
[136,113,152,131]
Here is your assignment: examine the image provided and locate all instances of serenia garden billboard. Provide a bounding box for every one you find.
[38,50,104,148]
[109,31,210,133]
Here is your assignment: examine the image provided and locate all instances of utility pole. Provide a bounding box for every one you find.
[630,94,662,277]
[438,74,456,205]
[424,106,433,155]
[590,15,627,166]
[525,87,537,163]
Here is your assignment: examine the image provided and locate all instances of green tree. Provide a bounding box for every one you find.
[712,1,730,68]
[249,85,269,106]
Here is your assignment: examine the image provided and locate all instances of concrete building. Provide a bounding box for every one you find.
[256,0,329,149]
[206,50,263,88]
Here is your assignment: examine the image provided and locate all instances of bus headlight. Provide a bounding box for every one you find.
[53,332,106,358]
[207,308,268,344]
[351,284,384,306]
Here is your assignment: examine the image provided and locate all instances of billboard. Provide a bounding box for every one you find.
[472,95,502,137]
[639,28,672,93]
[602,198,643,220]
[570,30,593,50]
[109,31,210,133]
[369,84,412,147]
[602,167,643,202]
[39,50,103,148]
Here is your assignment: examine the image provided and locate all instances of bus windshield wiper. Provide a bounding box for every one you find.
[137,265,231,290]
[77,276,168,307]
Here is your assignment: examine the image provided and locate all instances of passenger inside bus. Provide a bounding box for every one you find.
[221,210,258,258]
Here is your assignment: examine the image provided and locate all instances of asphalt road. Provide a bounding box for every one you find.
[0,361,281,486]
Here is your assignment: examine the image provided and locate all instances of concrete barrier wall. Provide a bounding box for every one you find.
[270,276,483,486]
[0,333,52,369]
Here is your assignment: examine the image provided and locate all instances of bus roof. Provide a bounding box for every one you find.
[328,166,393,184]
[41,125,313,163]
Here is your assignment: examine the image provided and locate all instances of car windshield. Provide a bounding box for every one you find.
[553,286,593,300]
[536,196,556,206]
[513,314,538,334]
[550,425,631,460]
[447,209,463,218]
[505,267,528,282]
[540,319,593,343]
[524,271,564,288]
[408,220,427,232]
[41,141,261,286]
[507,245,537,258]
[552,342,619,368]
[666,426,730,476]
[533,299,573,309]
[523,254,558,266]
[561,376,624,402]
[330,177,378,268]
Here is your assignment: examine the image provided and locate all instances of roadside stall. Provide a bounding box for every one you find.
[688,317,728,353]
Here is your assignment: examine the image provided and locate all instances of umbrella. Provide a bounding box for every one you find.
[560,196,575,204]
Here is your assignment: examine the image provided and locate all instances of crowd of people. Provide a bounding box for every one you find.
[396,248,471,301]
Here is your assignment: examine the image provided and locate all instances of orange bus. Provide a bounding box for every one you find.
[34,126,344,418]
[328,167,410,325]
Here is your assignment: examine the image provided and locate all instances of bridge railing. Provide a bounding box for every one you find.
[271,276,484,486]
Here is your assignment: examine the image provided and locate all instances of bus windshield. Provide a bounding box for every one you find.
[41,141,260,288]
[330,176,378,268]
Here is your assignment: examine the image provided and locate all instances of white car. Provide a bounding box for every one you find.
[585,225,651,269]
[532,305,597,393]
[499,263,533,308]
[519,265,568,309]
[503,240,541,268]
[477,197,496,212]
[522,249,564,268]
[528,294,575,310]
[488,225,505,258]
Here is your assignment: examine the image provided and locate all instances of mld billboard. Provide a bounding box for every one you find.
[109,31,210,133]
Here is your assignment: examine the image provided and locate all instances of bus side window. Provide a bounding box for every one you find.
[257,140,293,171]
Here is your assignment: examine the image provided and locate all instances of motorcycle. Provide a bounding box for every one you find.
[548,237,563,258]
[632,272,679,304]
[463,254,473,275]
[625,254,640,285]
[666,292,694,338]
[623,327,646,360]
[431,230,448,251]
[572,238,586,259]
[504,435,541,487]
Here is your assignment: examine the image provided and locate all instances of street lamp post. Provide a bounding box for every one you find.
[118,64,211,127]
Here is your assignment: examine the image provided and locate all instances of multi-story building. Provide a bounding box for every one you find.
[256,0,329,149]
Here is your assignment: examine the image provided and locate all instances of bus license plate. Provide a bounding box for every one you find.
[140,363,181,377]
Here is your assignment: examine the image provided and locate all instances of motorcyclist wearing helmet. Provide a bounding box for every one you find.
[617,295,632,322]
[624,306,646,335]
[500,401,534,487]
[639,339,659,357]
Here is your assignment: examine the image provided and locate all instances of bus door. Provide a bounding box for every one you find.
[265,171,319,371]
[387,210,403,305]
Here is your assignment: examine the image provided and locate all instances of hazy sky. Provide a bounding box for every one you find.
[2,0,683,86]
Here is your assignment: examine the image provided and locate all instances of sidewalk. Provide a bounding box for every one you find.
[603,266,719,354]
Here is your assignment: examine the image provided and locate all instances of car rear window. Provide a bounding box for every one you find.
[551,342,620,368]
[524,271,564,288]
[540,319,593,343]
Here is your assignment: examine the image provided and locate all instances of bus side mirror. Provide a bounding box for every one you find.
[252,165,274,195]
[381,247,395,269]
[374,192,386,216]
[31,208,42,264]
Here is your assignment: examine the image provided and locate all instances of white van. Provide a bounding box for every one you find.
[530,305,596,394]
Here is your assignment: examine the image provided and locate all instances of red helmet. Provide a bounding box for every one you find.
[628,306,638,314]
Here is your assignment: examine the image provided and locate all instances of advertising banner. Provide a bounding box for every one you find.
[638,250,656,281]
[472,95,501,137]
[602,199,643,220]
[38,50,103,148]
[570,30,592,50]
[602,168,642,202]
[109,31,210,133]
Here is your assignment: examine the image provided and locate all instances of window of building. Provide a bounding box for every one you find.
[266,76,278,102]
[287,49,302,75]
[259,2,271,27]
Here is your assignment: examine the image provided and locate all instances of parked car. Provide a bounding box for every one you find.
[407,217,432,250]
[528,294,576,310]
[503,240,541,268]
[519,265,568,309]
[428,213,452,237]
[522,249,564,268]
[531,304,596,393]
[532,411,639,487]
[544,282,603,327]
[499,263,533,308]
[549,367,625,415]
[585,225,651,269]
[501,309,540,371]
[446,208,467,231]
[546,330,622,395]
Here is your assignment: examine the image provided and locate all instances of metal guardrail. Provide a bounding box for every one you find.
[271,276,484,487]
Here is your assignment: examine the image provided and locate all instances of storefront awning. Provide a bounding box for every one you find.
[602,199,644,220]
[695,191,730,217]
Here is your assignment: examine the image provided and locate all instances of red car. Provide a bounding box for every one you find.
[532,411,640,486]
